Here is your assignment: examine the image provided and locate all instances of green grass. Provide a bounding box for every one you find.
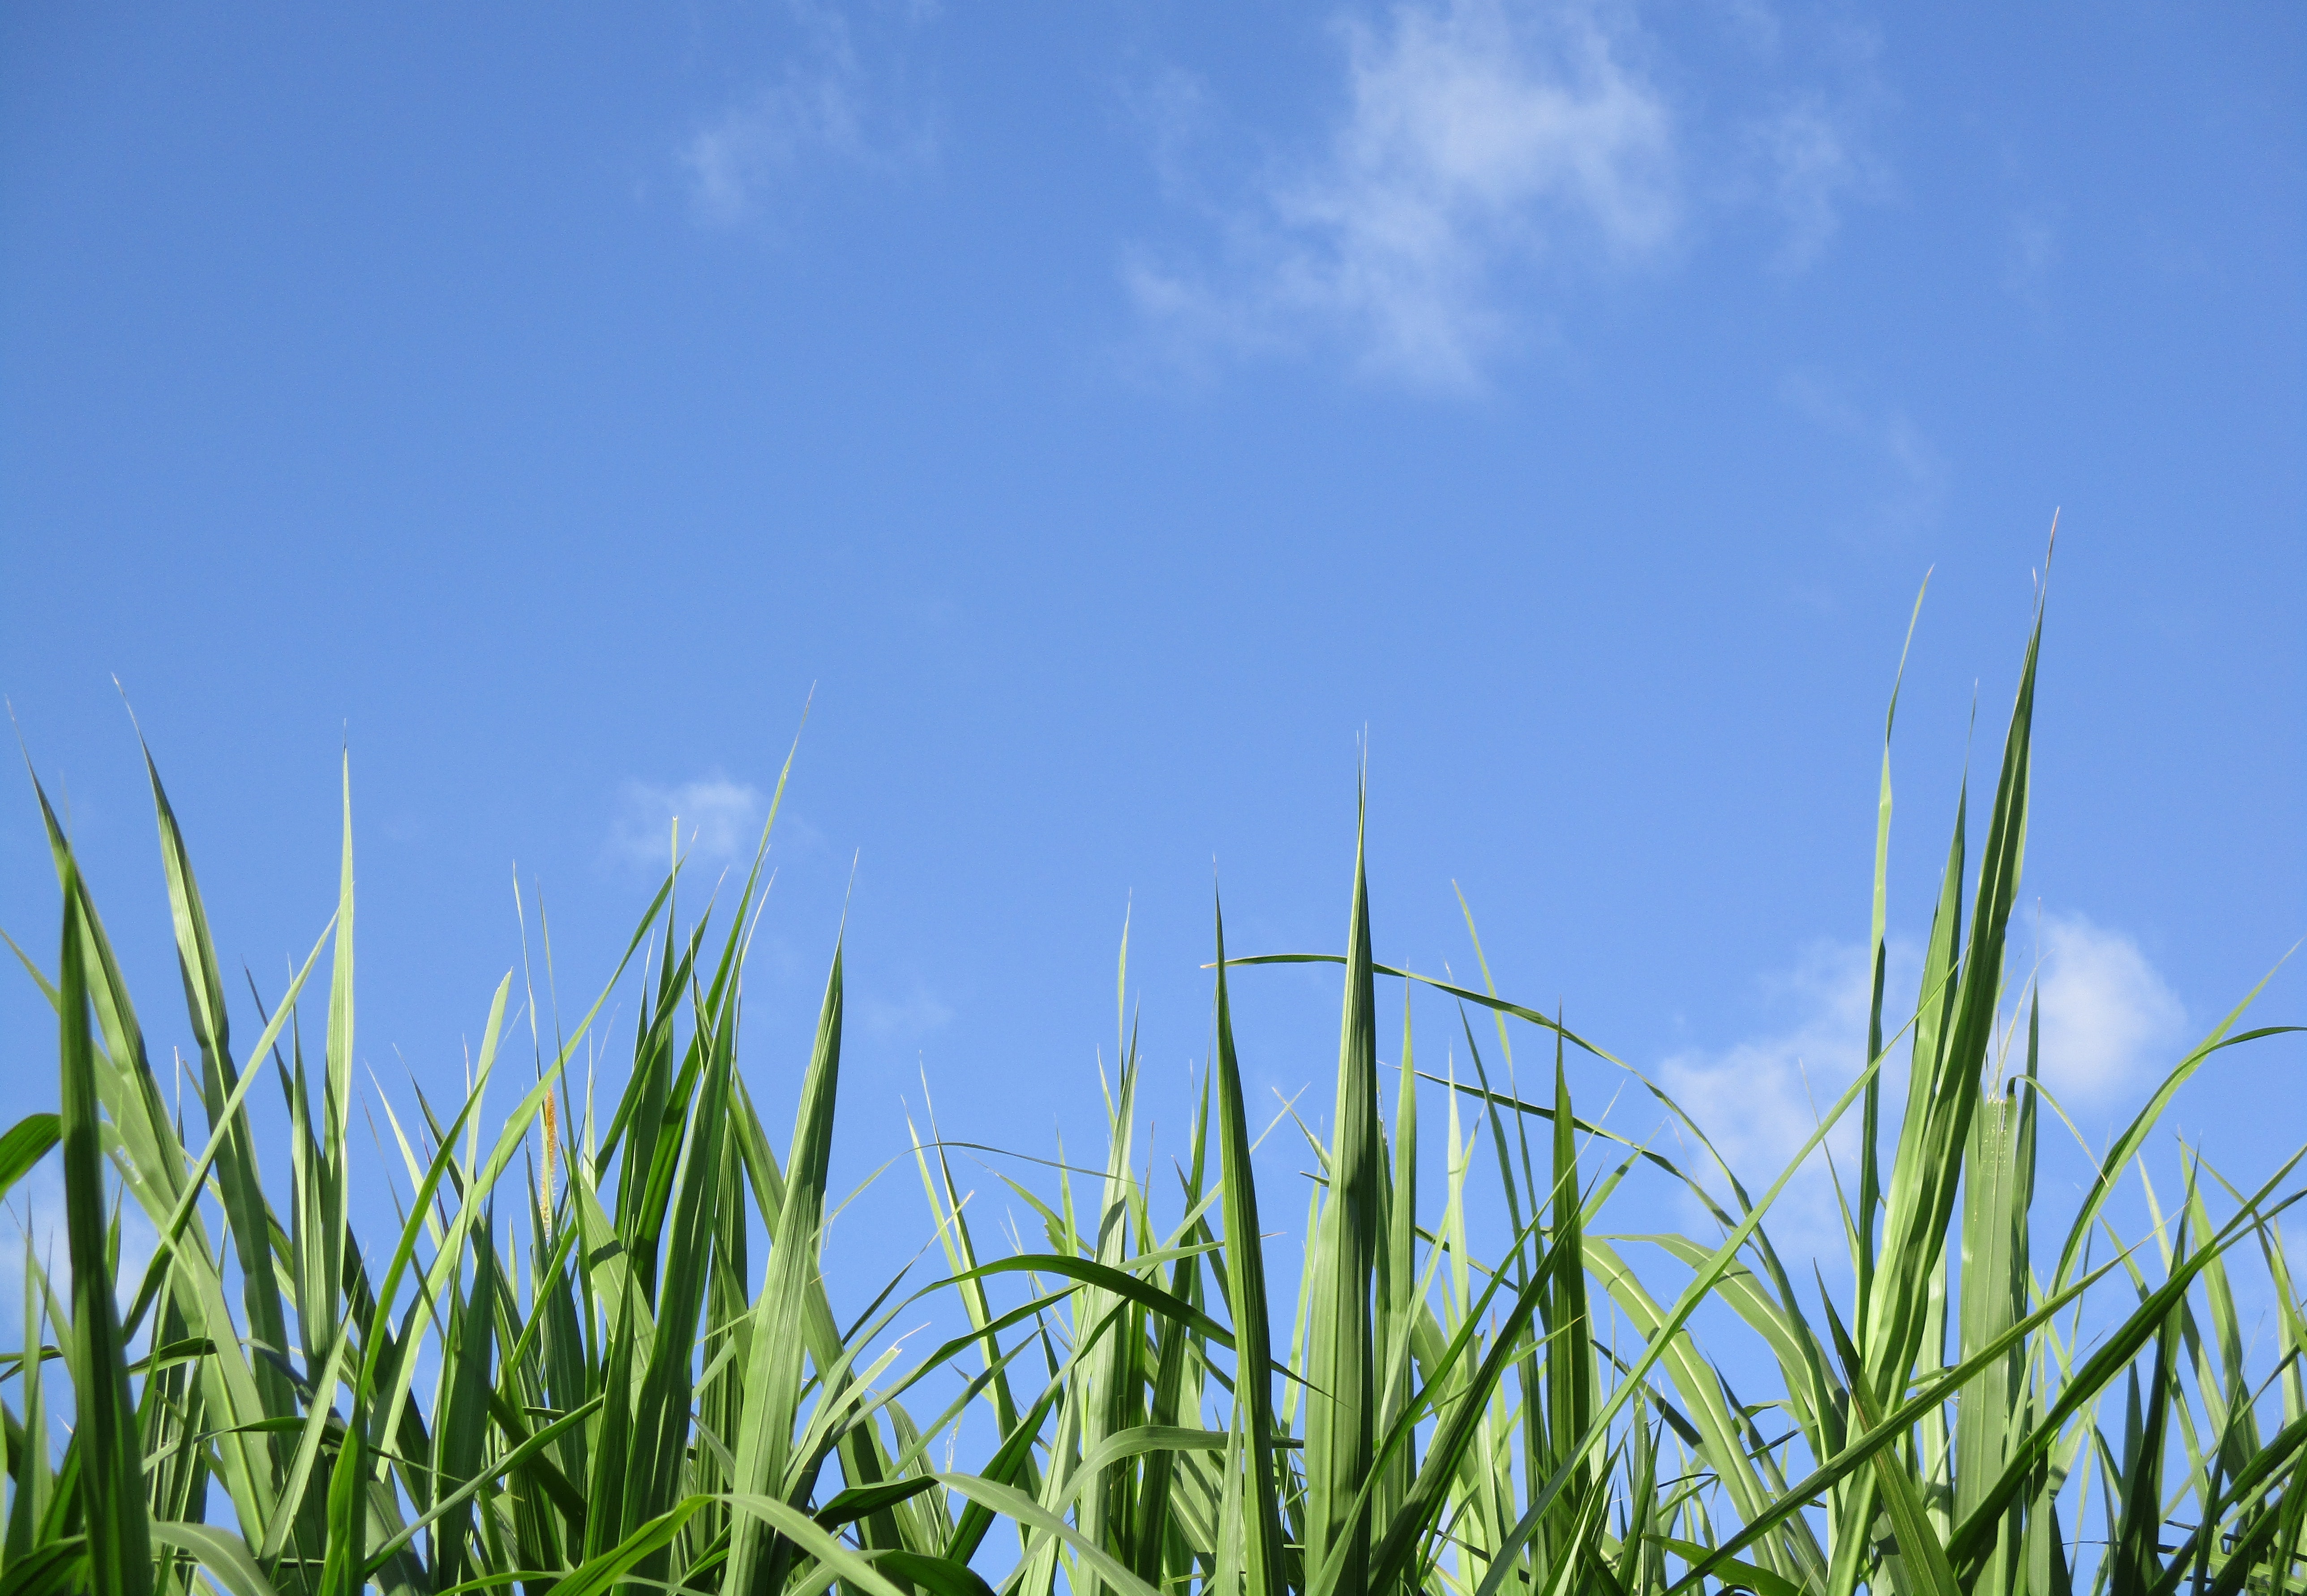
[4,590,2303,1596]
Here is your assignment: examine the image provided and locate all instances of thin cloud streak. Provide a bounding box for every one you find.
[1751,92,1886,271]
[677,2,936,226]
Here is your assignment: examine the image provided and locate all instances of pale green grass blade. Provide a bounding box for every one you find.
[1858,573,1929,1327]
[140,744,296,1427]
[146,1522,277,1596]
[930,1472,1163,1596]
[1954,1085,2023,1524]
[1305,788,1381,1596]
[727,940,844,1596]
[253,1314,354,1562]
[313,751,356,1377]
[118,914,334,1342]
[2050,988,2303,1292]
[11,1224,55,1562]
[0,1115,57,1204]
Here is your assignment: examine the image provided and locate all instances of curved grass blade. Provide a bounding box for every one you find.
[0,1115,57,1204]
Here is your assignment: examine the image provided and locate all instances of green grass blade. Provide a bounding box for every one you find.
[727,939,845,1596]
[141,745,301,1436]
[145,1522,277,1596]
[0,1115,58,1203]
[1304,786,1382,1596]
[1211,891,1286,1596]
[56,857,153,1596]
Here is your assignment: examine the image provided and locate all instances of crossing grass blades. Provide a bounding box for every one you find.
[4,584,2304,1596]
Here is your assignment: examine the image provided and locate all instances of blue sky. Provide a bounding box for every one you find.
[3,2,2301,1315]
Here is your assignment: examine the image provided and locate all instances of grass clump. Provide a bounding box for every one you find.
[4,588,2303,1596]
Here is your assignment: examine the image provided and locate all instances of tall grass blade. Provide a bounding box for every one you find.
[1304,785,1381,1596]
[57,857,153,1595]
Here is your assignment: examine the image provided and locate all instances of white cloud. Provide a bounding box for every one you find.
[1132,0,1677,390]
[2031,911,2184,1103]
[1656,940,1884,1246]
[609,777,767,869]
[1129,0,1902,388]
[678,4,935,226]
[1652,915,2187,1248]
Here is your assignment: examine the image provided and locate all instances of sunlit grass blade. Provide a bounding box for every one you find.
[0,1114,57,1206]
[727,939,845,1596]
[1304,783,1381,1596]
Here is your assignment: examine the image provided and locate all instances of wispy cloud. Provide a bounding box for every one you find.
[609,777,767,869]
[1780,367,1947,537]
[859,978,956,1041]
[1130,0,1677,390]
[1750,92,1886,271]
[2003,206,2060,306]
[678,4,936,226]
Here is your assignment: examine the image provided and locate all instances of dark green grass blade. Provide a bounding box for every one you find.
[943,1371,1066,1565]
[1543,1038,1594,1554]
[875,1549,999,1596]
[818,1477,942,1532]
[1213,892,1285,1596]
[619,972,739,1578]
[56,859,153,1596]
